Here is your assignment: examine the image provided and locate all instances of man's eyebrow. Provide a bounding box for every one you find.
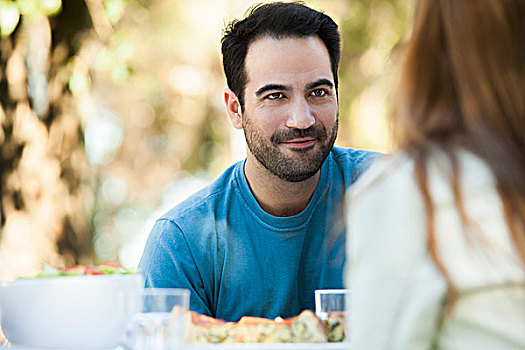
[255,84,291,97]
[306,79,334,91]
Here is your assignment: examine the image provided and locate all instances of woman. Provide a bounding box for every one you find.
[345,0,525,349]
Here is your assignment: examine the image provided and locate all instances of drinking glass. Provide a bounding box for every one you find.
[122,288,190,350]
[314,289,349,321]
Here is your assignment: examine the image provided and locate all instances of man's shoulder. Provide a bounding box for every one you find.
[329,146,382,182]
[159,161,243,223]
[330,146,380,164]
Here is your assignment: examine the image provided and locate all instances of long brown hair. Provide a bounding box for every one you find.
[393,0,525,314]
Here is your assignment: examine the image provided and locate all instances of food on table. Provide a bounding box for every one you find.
[184,311,235,343]
[290,310,329,343]
[326,311,345,342]
[231,316,294,343]
[34,262,135,277]
[183,309,346,343]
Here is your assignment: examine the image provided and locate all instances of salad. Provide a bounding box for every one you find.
[35,262,135,277]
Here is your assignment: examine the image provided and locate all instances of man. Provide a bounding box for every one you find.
[139,1,377,322]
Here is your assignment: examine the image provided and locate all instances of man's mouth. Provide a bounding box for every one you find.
[271,125,326,148]
[280,137,316,148]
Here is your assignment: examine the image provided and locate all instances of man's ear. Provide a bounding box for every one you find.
[224,88,243,130]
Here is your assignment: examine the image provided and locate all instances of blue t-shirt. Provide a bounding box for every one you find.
[138,147,377,322]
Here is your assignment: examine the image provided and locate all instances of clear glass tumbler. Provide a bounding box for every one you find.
[122,288,190,350]
[314,289,349,321]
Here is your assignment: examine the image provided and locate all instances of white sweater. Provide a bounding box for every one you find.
[345,150,525,349]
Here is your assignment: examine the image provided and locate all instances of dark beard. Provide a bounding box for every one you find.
[243,116,338,182]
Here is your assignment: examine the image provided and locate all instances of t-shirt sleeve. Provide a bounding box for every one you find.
[138,219,213,317]
[350,150,383,183]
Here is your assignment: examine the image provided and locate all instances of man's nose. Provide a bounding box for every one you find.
[285,99,315,129]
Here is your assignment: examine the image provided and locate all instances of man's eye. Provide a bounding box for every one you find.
[266,92,284,100]
[310,89,327,97]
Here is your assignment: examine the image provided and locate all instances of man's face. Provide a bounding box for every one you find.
[241,35,338,182]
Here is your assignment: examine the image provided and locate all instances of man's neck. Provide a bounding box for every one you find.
[243,153,321,217]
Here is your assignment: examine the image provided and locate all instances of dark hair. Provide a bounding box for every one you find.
[221,1,341,108]
[394,0,525,315]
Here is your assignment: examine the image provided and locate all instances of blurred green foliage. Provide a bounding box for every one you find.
[0,0,412,278]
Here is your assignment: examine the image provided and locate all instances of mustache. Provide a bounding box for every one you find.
[271,125,327,146]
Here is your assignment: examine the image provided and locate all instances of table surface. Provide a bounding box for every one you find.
[2,342,349,350]
[187,344,348,350]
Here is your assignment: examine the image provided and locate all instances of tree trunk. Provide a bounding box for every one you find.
[0,0,94,279]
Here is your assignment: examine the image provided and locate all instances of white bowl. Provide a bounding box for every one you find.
[0,273,143,349]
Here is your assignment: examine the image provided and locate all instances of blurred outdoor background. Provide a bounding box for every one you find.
[0,0,410,279]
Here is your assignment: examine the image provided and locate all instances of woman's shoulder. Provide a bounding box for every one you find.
[347,148,496,203]
[347,151,416,201]
[427,149,496,204]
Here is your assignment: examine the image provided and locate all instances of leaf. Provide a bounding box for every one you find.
[103,0,125,25]
[40,0,61,16]
[35,263,62,277]
[0,0,20,37]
